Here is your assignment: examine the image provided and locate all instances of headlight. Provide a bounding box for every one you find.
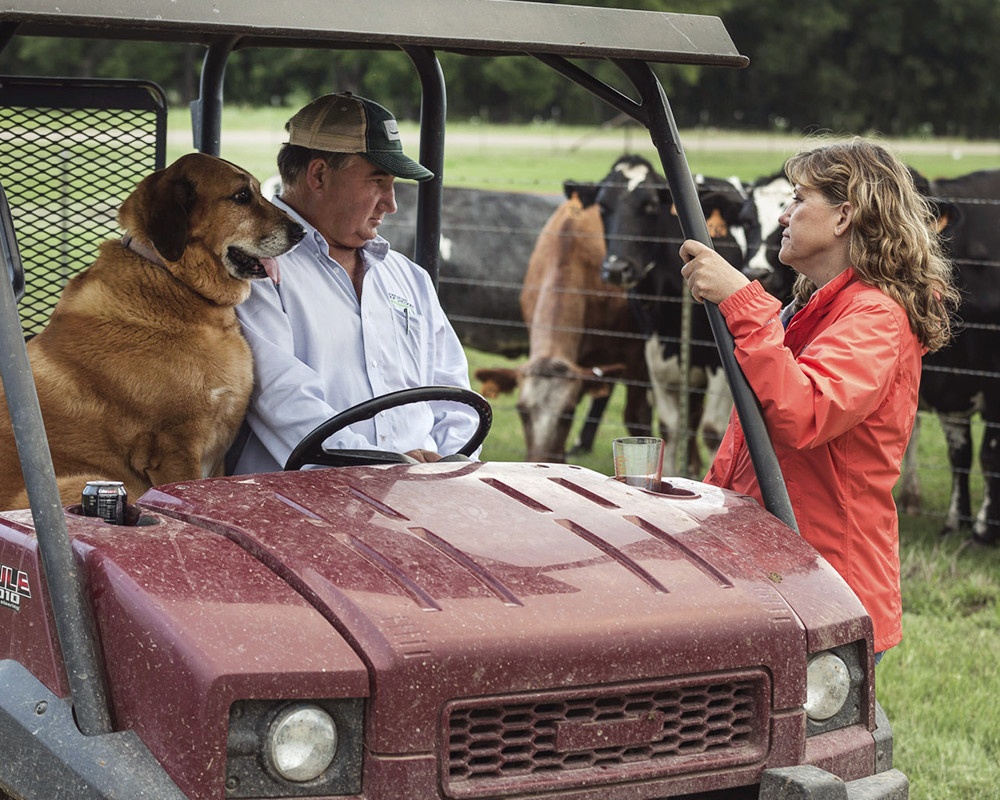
[265,704,338,782]
[805,652,851,721]
[226,698,364,798]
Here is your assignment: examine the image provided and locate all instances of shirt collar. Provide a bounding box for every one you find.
[783,267,858,329]
[811,266,857,306]
[271,194,390,263]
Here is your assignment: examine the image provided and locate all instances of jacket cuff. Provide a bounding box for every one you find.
[718,281,781,338]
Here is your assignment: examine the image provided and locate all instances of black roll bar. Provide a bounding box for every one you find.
[402,45,446,287]
[534,53,798,533]
[0,182,113,735]
[192,35,238,156]
[621,60,797,532]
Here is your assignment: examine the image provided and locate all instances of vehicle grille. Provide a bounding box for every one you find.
[442,670,769,798]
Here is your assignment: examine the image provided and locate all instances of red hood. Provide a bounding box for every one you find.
[135,461,867,754]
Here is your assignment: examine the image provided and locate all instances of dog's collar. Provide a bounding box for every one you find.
[121,234,166,268]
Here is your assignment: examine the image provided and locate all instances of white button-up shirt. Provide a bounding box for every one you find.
[233,197,479,474]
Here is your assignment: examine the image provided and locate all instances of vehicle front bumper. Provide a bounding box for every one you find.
[759,702,907,800]
[759,765,908,800]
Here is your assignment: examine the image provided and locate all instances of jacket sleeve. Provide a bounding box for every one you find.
[719,280,908,451]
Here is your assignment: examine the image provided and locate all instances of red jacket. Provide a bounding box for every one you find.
[708,269,922,651]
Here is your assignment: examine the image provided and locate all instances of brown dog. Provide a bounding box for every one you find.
[0,153,304,510]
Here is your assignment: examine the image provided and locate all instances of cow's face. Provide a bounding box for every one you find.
[746,174,794,275]
[595,157,678,289]
[516,357,584,463]
[594,158,752,290]
[696,176,760,270]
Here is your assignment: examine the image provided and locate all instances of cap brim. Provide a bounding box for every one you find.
[364,151,434,182]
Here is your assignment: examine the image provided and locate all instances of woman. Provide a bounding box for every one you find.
[680,139,959,659]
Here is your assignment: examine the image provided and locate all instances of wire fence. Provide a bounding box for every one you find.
[431,184,1000,541]
[2,89,996,540]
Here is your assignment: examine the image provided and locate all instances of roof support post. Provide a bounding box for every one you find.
[534,52,797,532]
[0,183,113,736]
[402,45,446,287]
[192,35,237,156]
[614,59,798,532]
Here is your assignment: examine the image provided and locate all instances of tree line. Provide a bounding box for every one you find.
[2,0,998,138]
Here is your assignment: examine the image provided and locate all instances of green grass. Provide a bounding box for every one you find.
[882,518,1000,800]
[169,107,1000,800]
[169,108,1000,190]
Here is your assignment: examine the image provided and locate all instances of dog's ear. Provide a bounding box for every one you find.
[145,176,198,262]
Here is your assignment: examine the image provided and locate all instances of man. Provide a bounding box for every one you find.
[232,92,480,473]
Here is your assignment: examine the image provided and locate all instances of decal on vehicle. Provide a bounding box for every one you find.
[0,563,32,612]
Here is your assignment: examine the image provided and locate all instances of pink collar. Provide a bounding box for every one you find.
[121,234,166,268]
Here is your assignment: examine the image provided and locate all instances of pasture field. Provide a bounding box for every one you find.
[168,108,1000,800]
[168,105,1000,189]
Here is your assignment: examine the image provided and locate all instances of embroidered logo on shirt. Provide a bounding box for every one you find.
[387,292,416,314]
[388,292,417,334]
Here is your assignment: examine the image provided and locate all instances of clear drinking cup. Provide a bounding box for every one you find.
[612,436,664,491]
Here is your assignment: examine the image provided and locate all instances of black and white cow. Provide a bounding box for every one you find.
[917,169,1000,544]
[573,154,753,477]
[743,172,794,295]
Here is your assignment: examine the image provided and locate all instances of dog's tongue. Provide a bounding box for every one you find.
[261,257,281,284]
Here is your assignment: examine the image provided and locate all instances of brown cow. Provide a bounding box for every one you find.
[476,194,650,462]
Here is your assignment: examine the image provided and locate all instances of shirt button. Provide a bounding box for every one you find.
[371,359,377,367]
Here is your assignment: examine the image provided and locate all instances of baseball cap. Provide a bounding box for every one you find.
[285,92,434,182]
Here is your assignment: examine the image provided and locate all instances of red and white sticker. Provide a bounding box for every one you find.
[0,563,31,612]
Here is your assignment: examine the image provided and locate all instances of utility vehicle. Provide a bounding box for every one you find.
[0,2,906,798]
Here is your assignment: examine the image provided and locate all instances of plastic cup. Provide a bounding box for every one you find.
[612,437,664,490]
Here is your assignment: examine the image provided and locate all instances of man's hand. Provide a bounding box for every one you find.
[405,449,442,463]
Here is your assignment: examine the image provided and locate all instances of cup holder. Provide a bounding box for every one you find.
[613,476,699,498]
[646,481,699,498]
[66,504,160,526]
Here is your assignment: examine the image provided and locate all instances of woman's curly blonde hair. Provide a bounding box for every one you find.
[785,138,960,353]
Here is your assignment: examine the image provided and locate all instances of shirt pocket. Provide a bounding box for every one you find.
[387,301,427,380]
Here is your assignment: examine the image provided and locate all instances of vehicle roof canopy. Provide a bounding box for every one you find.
[0,0,748,67]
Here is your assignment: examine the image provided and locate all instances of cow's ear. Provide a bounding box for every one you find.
[932,199,963,236]
[698,190,724,215]
[712,193,747,226]
[582,363,626,397]
[737,196,760,227]
[474,367,521,398]
[907,166,932,196]
[565,180,600,208]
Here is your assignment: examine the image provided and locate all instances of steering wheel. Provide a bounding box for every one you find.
[284,386,492,470]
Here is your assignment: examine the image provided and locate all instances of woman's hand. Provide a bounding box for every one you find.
[679,239,751,305]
